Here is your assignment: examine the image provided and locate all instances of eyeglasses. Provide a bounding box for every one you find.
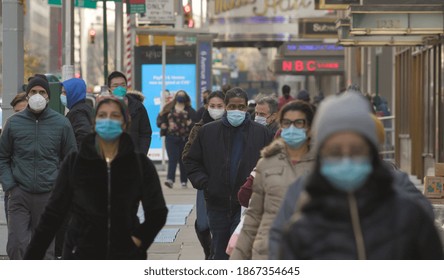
[281,118,306,129]
[29,90,48,97]
[110,83,127,90]
[226,104,247,111]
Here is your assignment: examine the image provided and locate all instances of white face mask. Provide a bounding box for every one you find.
[208,108,225,120]
[254,116,267,126]
[28,94,48,113]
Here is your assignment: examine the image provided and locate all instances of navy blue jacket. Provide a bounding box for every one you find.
[183,113,272,211]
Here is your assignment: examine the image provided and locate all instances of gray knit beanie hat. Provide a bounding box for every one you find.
[311,91,378,153]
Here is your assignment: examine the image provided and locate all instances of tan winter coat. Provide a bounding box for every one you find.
[230,139,315,260]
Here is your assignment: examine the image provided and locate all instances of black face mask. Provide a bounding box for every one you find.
[283,93,290,98]
[176,96,186,103]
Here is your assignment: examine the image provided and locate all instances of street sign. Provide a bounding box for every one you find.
[48,0,97,8]
[128,0,145,14]
[298,17,338,39]
[141,0,175,23]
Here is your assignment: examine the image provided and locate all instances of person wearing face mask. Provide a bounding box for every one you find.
[61,78,94,149]
[182,90,225,259]
[157,90,198,189]
[183,87,273,259]
[57,78,94,259]
[278,93,442,260]
[24,97,168,260]
[268,110,435,260]
[254,95,279,136]
[0,75,77,260]
[230,100,315,260]
[107,71,152,155]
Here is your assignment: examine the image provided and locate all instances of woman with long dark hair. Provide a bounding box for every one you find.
[157,90,197,188]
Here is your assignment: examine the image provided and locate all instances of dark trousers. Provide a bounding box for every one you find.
[4,191,9,223]
[7,187,54,260]
[165,135,188,183]
[207,208,241,260]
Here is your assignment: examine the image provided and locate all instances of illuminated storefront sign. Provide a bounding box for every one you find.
[274,58,345,74]
[280,42,344,56]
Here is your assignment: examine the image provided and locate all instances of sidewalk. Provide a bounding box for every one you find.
[0,165,205,260]
[147,167,204,260]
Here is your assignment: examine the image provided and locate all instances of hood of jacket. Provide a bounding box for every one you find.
[126,90,145,102]
[62,78,86,109]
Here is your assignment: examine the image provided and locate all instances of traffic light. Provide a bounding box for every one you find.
[183,3,194,28]
[89,28,96,44]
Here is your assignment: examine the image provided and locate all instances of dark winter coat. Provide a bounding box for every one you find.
[0,107,77,193]
[126,93,152,155]
[66,101,93,149]
[24,133,168,260]
[269,164,437,260]
[182,109,214,160]
[278,165,442,260]
[183,113,273,211]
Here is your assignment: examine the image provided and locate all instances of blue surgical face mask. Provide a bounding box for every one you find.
[95,118,123,142]
[60,95,67,107]
[281,125,307,148]
[227,110,246,127]
[320,157,373,193]
[112,86,127,100]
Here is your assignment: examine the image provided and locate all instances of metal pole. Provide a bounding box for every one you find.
[103,0,109,82]
[2,0,24,123]
[115,1,124,72]
[130,14,136,87]
[62,0,75,81]
[161,41,167,168]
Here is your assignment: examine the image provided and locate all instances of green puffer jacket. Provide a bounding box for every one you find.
[0,107,77,193]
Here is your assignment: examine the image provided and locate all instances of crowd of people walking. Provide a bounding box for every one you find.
[0,76,442,260]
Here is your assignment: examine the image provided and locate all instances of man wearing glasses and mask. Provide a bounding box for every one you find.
[184,87,273,260]
[0,75,77,259]
[107,71,152,155]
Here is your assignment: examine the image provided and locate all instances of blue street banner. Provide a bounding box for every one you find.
[141,64,197,160]
[196,40,212,107]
